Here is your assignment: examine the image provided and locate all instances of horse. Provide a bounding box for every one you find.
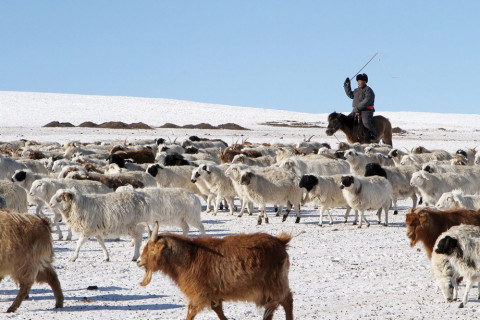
[326,112,393,146]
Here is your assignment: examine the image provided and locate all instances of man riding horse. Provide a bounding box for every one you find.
[343,73,378,143]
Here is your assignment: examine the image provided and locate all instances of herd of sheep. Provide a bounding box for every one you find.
[2,136,480,315]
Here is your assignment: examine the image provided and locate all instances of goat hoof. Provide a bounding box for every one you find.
[265,217,269,224]
[257,219,262,225]
[459,303,464,308]
[295,217,300,223]
[282,215,287,222]
[393,210,398,215]
[318,224,323,227]
[366,224,371,228]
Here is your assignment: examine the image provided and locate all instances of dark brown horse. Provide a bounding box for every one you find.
[326,112,393,146]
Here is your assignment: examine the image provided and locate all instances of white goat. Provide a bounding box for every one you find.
[340,175,392,228]
[410,171,476,206]
[239,167,303,224]
[224,164,255,217]
[0,181,28,213]
[400,150,452,167]
[48,188,150,262]
[434,224,480,308]
[299,174,355,226]
[231,154,276,167]
[29,178,113,240]
[116,186,205,236]
[190,164,237,215]
[436,190,480,210]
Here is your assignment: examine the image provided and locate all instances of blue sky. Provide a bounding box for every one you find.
[1,1,479,114]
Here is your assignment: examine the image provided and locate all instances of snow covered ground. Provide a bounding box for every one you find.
[1,91,480,319]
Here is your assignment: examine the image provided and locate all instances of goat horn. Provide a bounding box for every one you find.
[151,221,159,242]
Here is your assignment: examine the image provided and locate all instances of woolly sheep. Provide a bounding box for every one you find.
[340,175,392,228]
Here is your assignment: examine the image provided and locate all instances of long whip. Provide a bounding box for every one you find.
[349,52,378,81]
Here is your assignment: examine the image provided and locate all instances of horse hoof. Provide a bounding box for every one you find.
[282,215,287,222]
[393,210,398,215]
[295,217,300,224]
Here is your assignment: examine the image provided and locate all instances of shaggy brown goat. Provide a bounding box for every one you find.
[0,211,64,312]
[405,207,480,259]
[137,223,294,320]
[69,172,144,190]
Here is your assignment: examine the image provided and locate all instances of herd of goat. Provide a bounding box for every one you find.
[2,135,480,316]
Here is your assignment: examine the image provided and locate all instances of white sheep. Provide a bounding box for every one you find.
[410,171,476,206]
[387,148,408,166]
[48,188,150,262]
[279,156,350,177]
[343,149,392,175]
[239,167,303,224]
[146,163,203,196]
[340,175,392,228]
[434,224,480,308]
[364,163,418,215]
[299,174,355,226]
[436,190,480,210]
[116,186,205,236]
[29,178,113,240]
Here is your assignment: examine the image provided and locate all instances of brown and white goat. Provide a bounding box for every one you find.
[219,146,263,163]
[0,211,64,312]
[137,222,294,320]
[405,207,480,259]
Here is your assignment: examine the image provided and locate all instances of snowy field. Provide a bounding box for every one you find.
[1,91,480,319]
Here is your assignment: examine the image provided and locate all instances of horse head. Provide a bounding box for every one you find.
[326,112,342,136]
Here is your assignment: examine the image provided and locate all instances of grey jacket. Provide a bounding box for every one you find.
[344,82,375,112]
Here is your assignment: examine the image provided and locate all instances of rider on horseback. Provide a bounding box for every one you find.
[343,73,378,143]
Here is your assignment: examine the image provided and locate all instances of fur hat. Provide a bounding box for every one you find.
[356,73,368,82]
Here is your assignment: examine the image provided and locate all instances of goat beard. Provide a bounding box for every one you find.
[140,270,153,286]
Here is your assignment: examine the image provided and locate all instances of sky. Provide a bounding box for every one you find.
[1,1,479,114]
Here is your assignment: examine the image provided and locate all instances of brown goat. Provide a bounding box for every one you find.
[137,223,294,320]
[111,147,155,164]
[405,207,480,258]
[0,211,64,312]
[219,147,263,163]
